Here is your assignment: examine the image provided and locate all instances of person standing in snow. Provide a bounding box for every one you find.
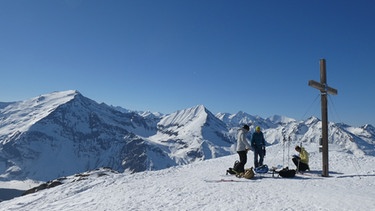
[292,146,310,172]
[236,124,251,173]
[251,126,266,168]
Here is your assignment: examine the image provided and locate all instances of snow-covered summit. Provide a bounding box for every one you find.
[216,111,265,128]
[158,105,208,128]
[266,114,296,125]
[150,105,232,164]
[362,124,375,136]
[0,90,79,144]
[305,116,320,125]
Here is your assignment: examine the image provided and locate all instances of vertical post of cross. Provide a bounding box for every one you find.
[308,59,338,177]
[320,59,329,177]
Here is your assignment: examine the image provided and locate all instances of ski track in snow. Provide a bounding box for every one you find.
[1,145,375,211]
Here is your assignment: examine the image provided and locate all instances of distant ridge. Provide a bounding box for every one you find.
[0,90,374,182]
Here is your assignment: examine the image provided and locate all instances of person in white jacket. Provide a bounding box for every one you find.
[235,124,252,173]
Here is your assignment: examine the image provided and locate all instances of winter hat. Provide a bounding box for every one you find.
[243,124,250,131]
[256,126,261,131]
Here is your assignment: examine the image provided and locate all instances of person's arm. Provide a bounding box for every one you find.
[245,136,251,150]
[262,133,266,147]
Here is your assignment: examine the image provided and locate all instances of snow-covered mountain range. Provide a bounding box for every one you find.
[0,90,374,182]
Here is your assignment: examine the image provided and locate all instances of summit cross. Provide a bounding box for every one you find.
[308,59,338,177]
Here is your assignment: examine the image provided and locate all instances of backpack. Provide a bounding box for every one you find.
[226,160,240,175]
[254,165,269,174]
[278,167,296,178]
[242,168,254,179]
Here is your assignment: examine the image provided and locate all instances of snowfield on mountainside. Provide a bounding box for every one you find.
[1,143,374,211]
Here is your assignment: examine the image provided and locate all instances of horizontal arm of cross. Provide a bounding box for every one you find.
[308,80,338,95]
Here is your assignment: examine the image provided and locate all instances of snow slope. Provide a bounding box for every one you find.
[1,143,374,211]
[0,90,77,144]
[148,105,233,164]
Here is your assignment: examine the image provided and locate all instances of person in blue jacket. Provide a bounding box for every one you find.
[251,126,266,168]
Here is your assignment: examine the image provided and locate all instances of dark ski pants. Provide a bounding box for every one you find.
[292,157,309,171]
[253,148,264,168]
[237,151,247,173]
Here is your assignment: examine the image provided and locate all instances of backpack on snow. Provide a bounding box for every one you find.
[226,160,240,175]
[254,165,269,174]
[242,167,254,179]
[278,167,296,178]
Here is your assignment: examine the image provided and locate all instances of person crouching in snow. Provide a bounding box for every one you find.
[236,124,251,173]
[292,146,310,172]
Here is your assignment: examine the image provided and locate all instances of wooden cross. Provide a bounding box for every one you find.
[308,59,338,177]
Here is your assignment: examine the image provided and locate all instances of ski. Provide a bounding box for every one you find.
[204,179,250,183]
[295,171,322,178]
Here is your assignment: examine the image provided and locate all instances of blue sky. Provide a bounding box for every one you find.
[1,0,374,127]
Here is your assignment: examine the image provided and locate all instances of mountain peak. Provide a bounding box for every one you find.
[0,90,80,140]
[158,105,209,127]
[216,111,259,128]
[34,90,80,101]
[152,104,232,164]
[267,115,296,124]
[305,116,320,125]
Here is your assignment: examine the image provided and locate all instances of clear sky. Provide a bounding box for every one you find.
[1,0,374,127]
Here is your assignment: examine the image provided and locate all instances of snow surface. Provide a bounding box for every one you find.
[1,143,374,211]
